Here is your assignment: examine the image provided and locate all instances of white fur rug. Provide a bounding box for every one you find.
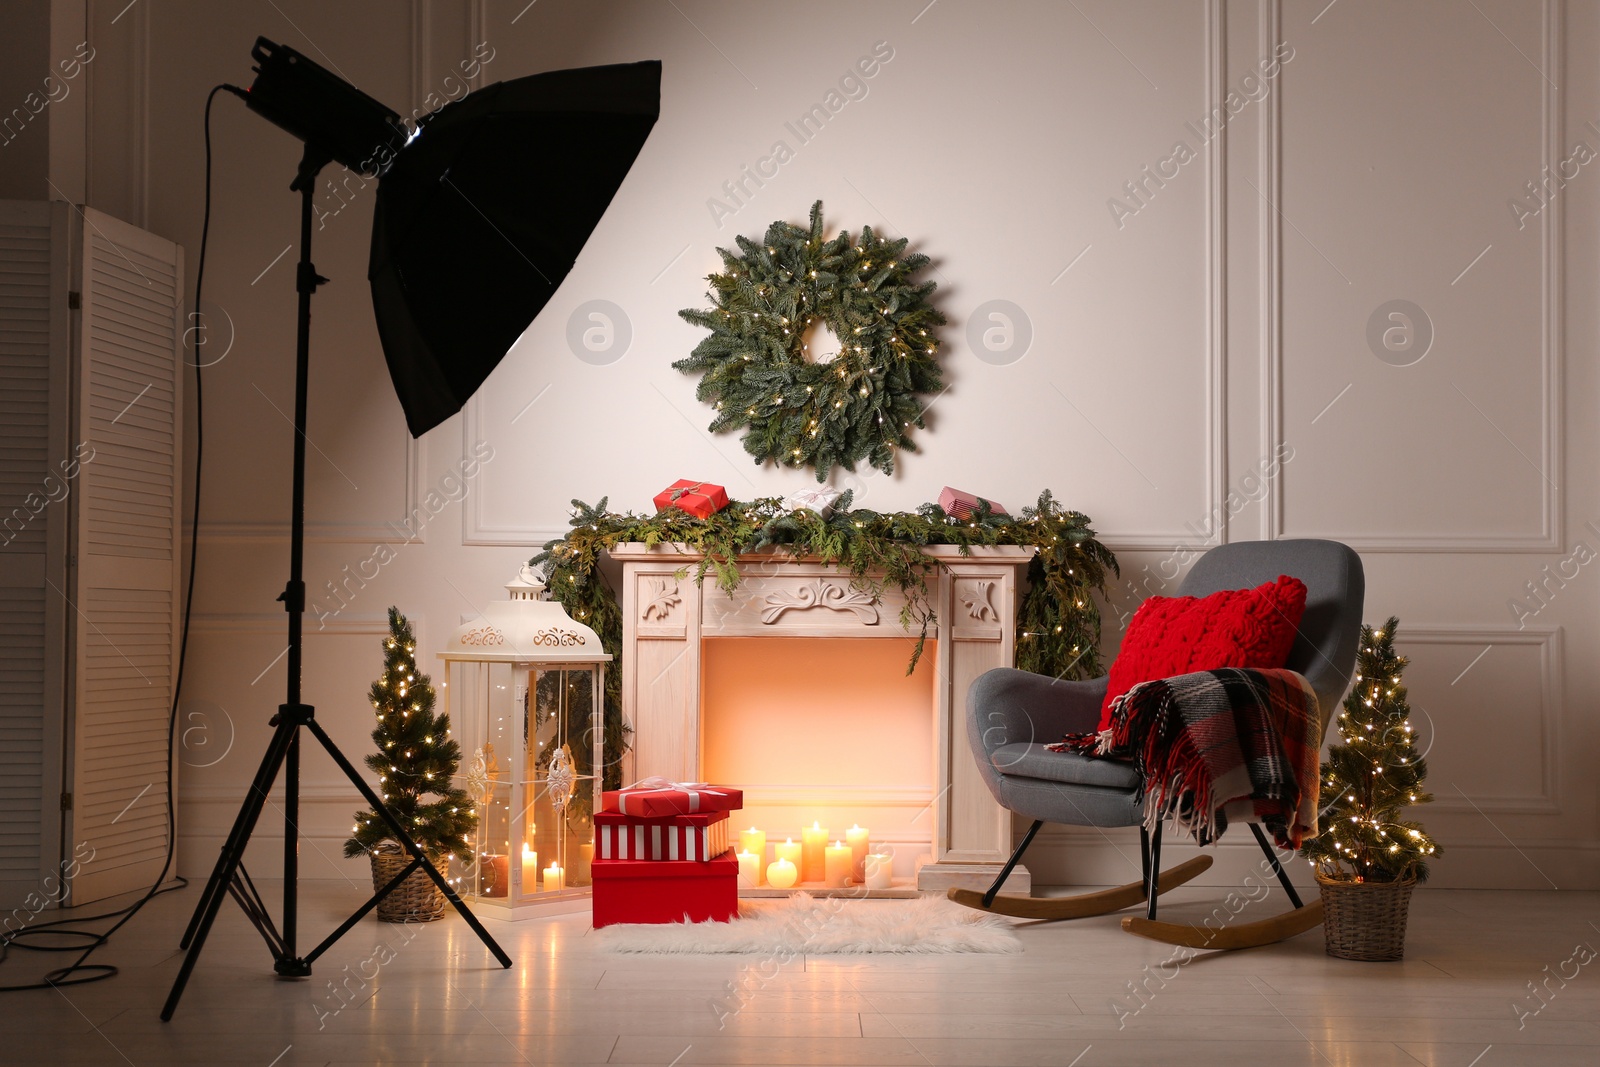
[594,892,1021,954]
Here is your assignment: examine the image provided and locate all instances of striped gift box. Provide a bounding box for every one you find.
[594,811,730,862]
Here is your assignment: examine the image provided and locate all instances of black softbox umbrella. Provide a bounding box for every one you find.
[370,60,660,437]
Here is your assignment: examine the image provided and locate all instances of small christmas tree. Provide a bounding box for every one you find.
[1301,617,1441,883]
[344,608,476,863]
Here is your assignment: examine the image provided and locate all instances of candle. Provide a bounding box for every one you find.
[824,840,853,888]
[766,857,798,889]
[845,824,870,881]
[577,841,594,885]
[520,843,537,891]
[864,852,893,890]
[801,822,829,883]
[775,837,803,880]
[543,862,564,891]
[737,850,762,888]
[738,827,767,868]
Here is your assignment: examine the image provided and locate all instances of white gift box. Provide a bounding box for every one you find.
[594,813,731,862]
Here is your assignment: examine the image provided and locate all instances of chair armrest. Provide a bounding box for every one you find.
[965,668,1109,765]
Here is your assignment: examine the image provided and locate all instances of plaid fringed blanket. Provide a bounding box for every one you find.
[1048,668,1321,849]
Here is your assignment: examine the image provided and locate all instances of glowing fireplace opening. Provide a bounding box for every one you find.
[613,543,1034,893]
[700,637,936,880]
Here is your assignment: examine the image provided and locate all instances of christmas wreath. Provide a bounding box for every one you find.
[675,201,946,482]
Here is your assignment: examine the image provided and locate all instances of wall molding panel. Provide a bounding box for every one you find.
[460,391,583,548]
[1395,623,1562,816]
[194,435,427,544]
[1259,0,1284,542]
[1063,0,1229,553]
[84,0,151,228]
[1204,0,1230,551]
[1274,0,1565,554]
[189,612,397,637]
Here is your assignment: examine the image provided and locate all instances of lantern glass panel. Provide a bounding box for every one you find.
[447,654,605,908]
[449,661,524,901]
[525,666,599,892]
[459,779,512,898]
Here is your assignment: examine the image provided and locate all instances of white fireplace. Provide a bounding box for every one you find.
[609,543,1035,893]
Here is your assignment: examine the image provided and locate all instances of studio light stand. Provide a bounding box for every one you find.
[161,141,511,1021]
[161,36,659,1021]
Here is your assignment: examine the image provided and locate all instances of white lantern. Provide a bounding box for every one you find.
[441,565,611,916]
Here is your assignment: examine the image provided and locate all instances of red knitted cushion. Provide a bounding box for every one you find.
[1099,575,1308,732]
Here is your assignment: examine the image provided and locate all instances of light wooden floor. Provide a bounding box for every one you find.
[4,879,1596,1065]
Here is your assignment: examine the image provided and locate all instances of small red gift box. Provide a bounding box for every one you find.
[591,851,739,927]
[601,778,743,818]
[652,479,729,519]
[939,486,1008,520]
[594,810,731,862]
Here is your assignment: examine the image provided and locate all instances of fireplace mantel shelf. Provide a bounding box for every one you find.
[605,543,1038,561]
[609,542,1036,894]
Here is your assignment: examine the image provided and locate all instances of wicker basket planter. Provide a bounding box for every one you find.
[369,846,446,923]
[1317,872,1416,961]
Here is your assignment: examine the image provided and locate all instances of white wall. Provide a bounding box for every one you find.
[59,0,1598,889]
[0,2,53,200]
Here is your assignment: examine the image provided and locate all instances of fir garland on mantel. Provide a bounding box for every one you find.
[530,490,1118,700]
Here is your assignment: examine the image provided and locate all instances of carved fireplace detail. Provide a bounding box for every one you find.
[610,543,1036,892]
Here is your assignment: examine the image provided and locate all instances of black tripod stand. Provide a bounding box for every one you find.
[161,147,512,1021]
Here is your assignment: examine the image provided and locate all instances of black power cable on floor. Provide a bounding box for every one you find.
[0,82,245,993]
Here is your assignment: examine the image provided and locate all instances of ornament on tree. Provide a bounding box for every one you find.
[675,200,946,481]
[1299,617,1441,883]
[344,608,477,863]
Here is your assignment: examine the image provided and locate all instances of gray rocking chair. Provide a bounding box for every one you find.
[952,539,1364,948]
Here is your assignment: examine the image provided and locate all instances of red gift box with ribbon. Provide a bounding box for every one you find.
[594,810,731,862]
[591,850,739,927]
[652,479,729,520]
[938,486,1008,520]
[601,778,743,819]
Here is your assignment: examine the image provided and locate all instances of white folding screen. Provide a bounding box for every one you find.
[66,208,184,903]
[0,200,182,910]
[0,200,71,913]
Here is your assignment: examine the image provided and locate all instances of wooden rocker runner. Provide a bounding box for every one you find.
[950,539,1364,949]
[947,819,1214,922]
[1122,899,1326,949]
[1117,823,1327,949]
